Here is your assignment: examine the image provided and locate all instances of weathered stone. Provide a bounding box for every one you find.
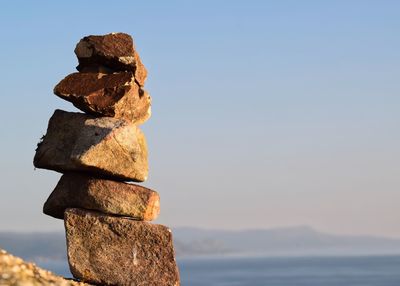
[33,110,148,182]
[54,72,151,124]
[75,33,147,86]
[44,173,160,220]
[65,208,180,286]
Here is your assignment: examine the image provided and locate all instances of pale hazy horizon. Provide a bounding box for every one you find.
[0,1,399,238]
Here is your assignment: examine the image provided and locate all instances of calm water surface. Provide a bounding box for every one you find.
[38,255,400,286]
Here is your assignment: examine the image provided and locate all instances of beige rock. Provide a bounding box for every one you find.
[33,110,148,182]
[75,33,147,86]
[54,72,151,124]
[44,173,160,220]
[65,208,180,286]
[0,248,91,286]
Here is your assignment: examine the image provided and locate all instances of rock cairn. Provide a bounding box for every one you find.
[33,33,180,286]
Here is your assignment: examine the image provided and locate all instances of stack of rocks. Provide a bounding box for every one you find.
[33,33,180,286]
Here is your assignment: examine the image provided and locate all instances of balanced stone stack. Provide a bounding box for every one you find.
[33,33,180,286]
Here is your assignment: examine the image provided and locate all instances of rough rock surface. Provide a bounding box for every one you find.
[44,173,160,220]
[0,249,91,286]
[33,109,148,182]
[75,33,147,86]
[54,72,151,124]
[65,208,180,286]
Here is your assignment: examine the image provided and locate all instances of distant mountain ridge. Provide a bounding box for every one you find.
[1,226,400,261]
[0,232,66,261]
[173,226,400,256]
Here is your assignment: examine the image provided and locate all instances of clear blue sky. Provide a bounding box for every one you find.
[0,1,399,237]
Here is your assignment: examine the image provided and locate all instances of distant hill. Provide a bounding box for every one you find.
[173,226,400,256]
[1,226,400,261]
[0,232,66,261]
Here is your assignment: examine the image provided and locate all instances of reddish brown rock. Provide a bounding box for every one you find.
[44,173,160,220]
[65,208,180,286]
[54,72,151,124]
[75,33,147,86]
[33,110,148,182]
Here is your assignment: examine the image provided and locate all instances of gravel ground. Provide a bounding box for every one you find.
[0,249,91,286]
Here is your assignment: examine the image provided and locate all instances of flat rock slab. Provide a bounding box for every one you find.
[33,110,148,182]
[54,72,151,124]
[44,173,159,220]
[65,208,180,286]
[75,33,147,86]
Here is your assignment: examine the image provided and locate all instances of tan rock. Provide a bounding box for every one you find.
[33,110,148,182]
[54,72,151,124]
[0,248,91,286]
[75,33,147,86]
[44,173,160,220]
[65,208,180,286]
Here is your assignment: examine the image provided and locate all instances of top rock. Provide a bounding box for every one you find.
[75,33,147,86]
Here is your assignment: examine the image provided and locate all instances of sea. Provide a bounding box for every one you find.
[37,255,400,286]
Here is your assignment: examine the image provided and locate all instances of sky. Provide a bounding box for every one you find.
[0,1,399,238]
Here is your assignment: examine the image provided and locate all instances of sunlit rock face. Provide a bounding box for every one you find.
[33,109,148,182]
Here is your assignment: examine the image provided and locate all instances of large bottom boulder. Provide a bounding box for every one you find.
[65,208,180,286]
